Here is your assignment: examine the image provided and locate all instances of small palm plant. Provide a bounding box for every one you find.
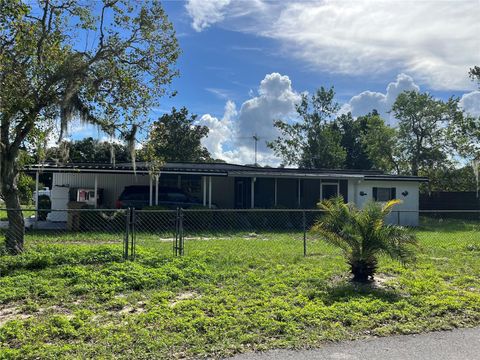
[312,197,417,283]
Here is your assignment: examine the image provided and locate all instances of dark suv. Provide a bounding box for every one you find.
[116,186,203,209]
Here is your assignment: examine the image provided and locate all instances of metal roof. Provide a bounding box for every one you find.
[24,162,427,181]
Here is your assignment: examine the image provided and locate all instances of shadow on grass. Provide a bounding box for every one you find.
[323,280,402,306]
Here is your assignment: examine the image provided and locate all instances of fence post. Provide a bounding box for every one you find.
[124,208,130,260]
[179,208,184,256]
[130,208,136,260]
[303,210,307,257]
[174,207,180,256]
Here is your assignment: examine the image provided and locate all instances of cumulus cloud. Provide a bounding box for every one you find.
[199,100,236,160]
[344,73,420,125]
[185,0,231,32]
[460,91,480,118]
[198,73,301,165]
[238,73,301,141]
[343,73,480,124]
[186,0,478,90]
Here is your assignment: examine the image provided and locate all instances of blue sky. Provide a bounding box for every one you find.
[72,0,480,166]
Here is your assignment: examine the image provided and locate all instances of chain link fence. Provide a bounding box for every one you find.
[0,208,128,257]
[1,208,479,261]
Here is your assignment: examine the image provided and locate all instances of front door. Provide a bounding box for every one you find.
[321,183,339,200]
[235,178,250,209]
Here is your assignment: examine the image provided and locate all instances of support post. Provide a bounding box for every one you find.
[298,179,301,207]
[35,170,39,222]
[94,174,98,209]
[155,174,159,205]
[203,176,207,207]
[208,176,212,209]
[274,178,277,207]
[319,179,322,203]
[124,208,130,260]
[251,177,255,209]
[149,176,153,206]
[303,210,307,257]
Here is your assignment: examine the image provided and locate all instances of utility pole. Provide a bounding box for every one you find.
[253,133,259,166]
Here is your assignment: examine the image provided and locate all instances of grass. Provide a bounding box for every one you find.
[0,207,36,221]
[0,218,479,359]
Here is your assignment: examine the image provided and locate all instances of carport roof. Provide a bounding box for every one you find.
[24,162,428,181]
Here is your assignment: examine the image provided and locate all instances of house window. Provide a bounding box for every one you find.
[373,187,396,202]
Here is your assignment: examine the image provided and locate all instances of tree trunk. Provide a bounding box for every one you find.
[350,259,376,283]
[411,159,419,176]
[1,157,24,254]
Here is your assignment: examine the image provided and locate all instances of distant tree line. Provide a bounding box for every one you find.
[268,81,480,193]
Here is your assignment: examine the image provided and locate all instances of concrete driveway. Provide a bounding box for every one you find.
[228,327,480,360]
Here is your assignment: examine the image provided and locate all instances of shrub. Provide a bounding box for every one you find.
[311,197,417,283]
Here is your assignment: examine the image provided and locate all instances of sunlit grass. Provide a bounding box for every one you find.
[0,218,479,359]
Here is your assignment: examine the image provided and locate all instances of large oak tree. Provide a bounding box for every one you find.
[0,0,180,254]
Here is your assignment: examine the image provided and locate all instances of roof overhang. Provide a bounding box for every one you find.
[363,175,429,182]
[24,164,228,177]
[227,170,365,179]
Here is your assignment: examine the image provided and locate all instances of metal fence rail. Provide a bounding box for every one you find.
[0,208,479,261]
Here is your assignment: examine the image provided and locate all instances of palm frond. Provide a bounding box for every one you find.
[310,197,417,282]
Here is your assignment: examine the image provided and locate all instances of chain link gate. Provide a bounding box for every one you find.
[125,208,311,260]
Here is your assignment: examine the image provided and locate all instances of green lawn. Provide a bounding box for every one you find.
[0,207,36,221]
[0,218,479,359]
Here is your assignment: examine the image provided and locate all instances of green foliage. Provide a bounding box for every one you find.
[358,111,400,172]
[421,166,478,192]
[392,91,462,176]
[311,197,417,282]
[268,91,399,172]
[16,174,35,205]
[0,0,180,253]
[268,87,346,169]
[139,107,212,163]
[469,66,480,86]
[46,137,130,164]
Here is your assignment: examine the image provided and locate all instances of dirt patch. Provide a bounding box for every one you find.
[0,305,30,326]
[373,273,397,289]
[169,291,200,307]
[119,301,146,315]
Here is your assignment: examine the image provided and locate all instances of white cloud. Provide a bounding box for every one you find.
[186,0,479,90]
[185,0,231,32]
[345,73,420,124]
[198,73,301,165]
[205,87,232,99]
[199,100,236,160]
[344,74,480,124]
[238,72,301,141]
[460,90,480,118]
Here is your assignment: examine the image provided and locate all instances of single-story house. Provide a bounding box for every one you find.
[25,162,427,226]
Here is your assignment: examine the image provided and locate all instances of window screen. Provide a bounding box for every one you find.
[373,187,396,201]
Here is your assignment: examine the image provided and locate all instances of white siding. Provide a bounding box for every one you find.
[52,172,150,208]
[349,179,420,226]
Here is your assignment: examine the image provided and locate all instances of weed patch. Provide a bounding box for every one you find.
[0,221,479,359]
